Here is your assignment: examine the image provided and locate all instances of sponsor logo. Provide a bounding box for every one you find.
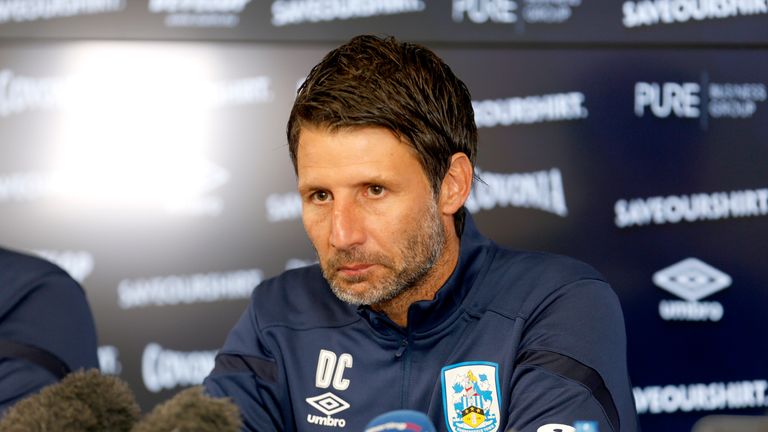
[162,159,230,217]
[0,69,273,118]
[473,91,588,127]
[0,0,125,24]
[0,171,55,203]
[635,82,701,119]
[271,0,426,27]
[117,268,262,309]
[0,166,228,218]
[654,257,731,302]
[98,345,122,375]
[0,69,68,117]
[306,399,348,426]
[708,82,766,118]
[537,422,599,432]
[306,349,352,428]
[33,249,94,283]
[634,78,766,130]
[142,343,216,392]
[614,187,768,228]
[522,0,581,23]
[653,258,731,322]
[266,191,302,222]
[453,0,518,23]
[286,258,317,270]
[148,0,252,28]
[305,392,349,427]
[306,392,351,416]
[467,167,568,217]
[0,161,229,218]
[453,0,582,26]
[623,0,768,28]
[442,361,501,432]
[634,380,768,414]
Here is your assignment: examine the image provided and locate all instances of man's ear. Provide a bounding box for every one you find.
[439,153,473,215]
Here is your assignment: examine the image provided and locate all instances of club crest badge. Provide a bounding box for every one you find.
[441,361,501,432]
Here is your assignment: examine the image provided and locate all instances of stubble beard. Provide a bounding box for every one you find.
[319,199,446,306]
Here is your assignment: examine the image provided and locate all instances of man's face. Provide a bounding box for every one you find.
[297,126,446,306]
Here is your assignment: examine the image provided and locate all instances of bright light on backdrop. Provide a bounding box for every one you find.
[48,43,228,214]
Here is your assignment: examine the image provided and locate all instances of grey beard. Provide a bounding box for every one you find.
[320,201,446,306]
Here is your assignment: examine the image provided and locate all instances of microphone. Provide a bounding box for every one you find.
[0,368,140,432]
[131,386,241,432]
[364,409,437,432]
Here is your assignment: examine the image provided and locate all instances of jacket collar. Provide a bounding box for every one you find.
[357,214,492,336]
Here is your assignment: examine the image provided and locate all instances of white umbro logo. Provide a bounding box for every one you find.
[306,392,350,416]
[653,258,732,301]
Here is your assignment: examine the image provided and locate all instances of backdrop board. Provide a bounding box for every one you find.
[446,46,768,432]
[0,3,766,432]
[0,1,766,44]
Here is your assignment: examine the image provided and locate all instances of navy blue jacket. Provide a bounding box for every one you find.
[0,247,99,414]
[205,217,638,432]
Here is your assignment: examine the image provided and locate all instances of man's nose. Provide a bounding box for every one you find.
[330,199,365,250]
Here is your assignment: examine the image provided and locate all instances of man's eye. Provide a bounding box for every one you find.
[312,191,330,202]
[368,185,385,196]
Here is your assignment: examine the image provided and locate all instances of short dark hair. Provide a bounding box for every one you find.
[287,35,477,235]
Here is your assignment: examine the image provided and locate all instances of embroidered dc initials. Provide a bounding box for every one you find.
[315,349,353,390]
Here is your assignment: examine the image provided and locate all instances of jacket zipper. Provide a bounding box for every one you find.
[396,336,411,408]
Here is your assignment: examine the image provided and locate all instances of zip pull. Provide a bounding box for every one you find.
[394,339,408,358]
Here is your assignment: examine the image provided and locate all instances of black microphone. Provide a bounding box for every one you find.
[0,368,140,432]
[364,409,437,432]
[131,386,241,432]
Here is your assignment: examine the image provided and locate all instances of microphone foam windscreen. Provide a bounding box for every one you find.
[364,409,437,432]
[131,386,241,432]
[0,368,140,432]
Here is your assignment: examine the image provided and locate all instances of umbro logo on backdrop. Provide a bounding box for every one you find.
[653,258,731,322]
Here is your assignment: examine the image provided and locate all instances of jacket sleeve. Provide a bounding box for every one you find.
[505,279,639,432]
[203,293,288,432]
[0,360,57,415]
[0,268,99,415]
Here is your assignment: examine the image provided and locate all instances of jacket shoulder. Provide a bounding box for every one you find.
[480,247,610,320]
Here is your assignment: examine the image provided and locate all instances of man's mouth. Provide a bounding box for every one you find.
[337,263,375,277]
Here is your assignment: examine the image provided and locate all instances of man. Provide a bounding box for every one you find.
[0,246,99,415]
[204,35,638,432]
